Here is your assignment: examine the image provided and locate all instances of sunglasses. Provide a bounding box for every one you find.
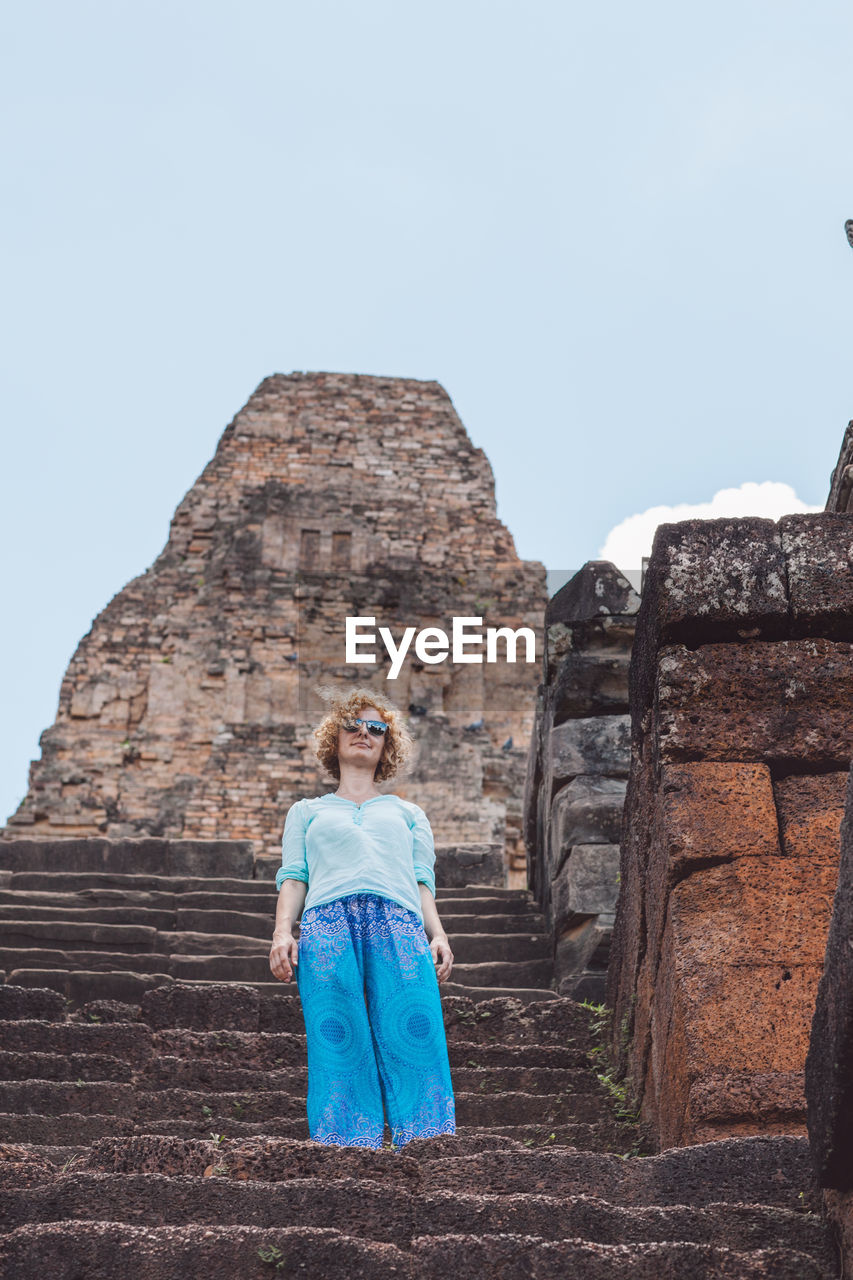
[341,717,389,737]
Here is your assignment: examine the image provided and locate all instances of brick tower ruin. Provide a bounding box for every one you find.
[2,372,547,876]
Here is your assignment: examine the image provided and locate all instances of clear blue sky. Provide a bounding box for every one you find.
[2,0,853,823]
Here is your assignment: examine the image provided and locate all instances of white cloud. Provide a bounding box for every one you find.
[599,481,824,570]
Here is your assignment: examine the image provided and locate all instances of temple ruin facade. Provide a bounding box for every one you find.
[1,372,547,880]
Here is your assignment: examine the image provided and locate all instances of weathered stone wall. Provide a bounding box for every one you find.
[3,373,546,881]
[524,563,639,1000]
[607,514,850,1151]
[806,756,853,1273]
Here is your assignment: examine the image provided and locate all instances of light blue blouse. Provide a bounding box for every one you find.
[275,792,437,923]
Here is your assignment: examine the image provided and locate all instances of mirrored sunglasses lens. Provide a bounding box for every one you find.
[341,719,386,736]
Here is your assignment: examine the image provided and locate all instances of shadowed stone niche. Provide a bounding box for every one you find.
[523,562,640,999]
[3,372,546,884]
[607,513,852,1152]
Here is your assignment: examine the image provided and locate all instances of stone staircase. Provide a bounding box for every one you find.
[0,840,840,1277]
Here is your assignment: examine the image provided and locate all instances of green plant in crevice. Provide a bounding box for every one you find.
[595,1064,641,1125]
[583,999,642,1129]
[257,1243,286,1270]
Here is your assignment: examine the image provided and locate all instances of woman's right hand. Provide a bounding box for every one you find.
[270,931,299,982]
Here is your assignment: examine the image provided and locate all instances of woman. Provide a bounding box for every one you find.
[269,687,457,1150]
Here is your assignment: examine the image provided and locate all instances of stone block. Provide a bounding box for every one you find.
[773,772,848,859]
[548,716,631,785]
[521,687,544,871]
[545,561,641,629]
[606,747,654,1074]
[648,857,837,1147]
[544,563,638,684]
[434,843,505,888]
[548,776,627,876]
[640,516,789,642]
[648,923,819,1148]
[656,638,853,766]
[0,837,255,878]
[780,512,853,639]
[567,972,609,1002]
[683,1070,807,1138]
[555,916,611,979]
[549,651,630,721]
[668,856,837,968]
[660,761,780,871]
[630,518,790,737]
[551,844,620,927]
[643,762,780,978]
[141,981,260,1031]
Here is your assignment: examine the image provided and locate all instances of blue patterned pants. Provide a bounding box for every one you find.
[294,892,456,1149]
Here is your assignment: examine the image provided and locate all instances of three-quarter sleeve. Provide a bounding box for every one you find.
[410,804,437,897]
[276,799,309,891]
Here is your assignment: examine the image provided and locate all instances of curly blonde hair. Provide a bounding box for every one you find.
[312,686,414,783]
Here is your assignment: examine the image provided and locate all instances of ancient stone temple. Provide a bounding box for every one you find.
[0,386,846,1278]
[2,372,546,876]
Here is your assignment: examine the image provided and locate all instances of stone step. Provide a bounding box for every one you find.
[0,880,537,902]
[0,1171,835,1272]
[0,1080,614,1126]
[0,1048,600,1097]
[1,968,560,1007]
[0,925,551,964]
[3,954,554,995]
[0,839,510,885]
[0,899,548,936]
[438,886,536,899]
[6,1133,590,1180]
[0,838,255,878]
[0,1116,639,1152]
[410,1134,817,1208]
[411,1235,833,1279]
[76,1133,814,1212]
[429,980,558,1002]
[447,1122,643,1152]
[0,1022,157,1063]
[0,843,830,1277]
[0,1026,590,1070]
[1,869,534,907]
[5,1118,640,1157]
[445,959,553,986]
[0,1221,833,1280]
[0,987,589,1046]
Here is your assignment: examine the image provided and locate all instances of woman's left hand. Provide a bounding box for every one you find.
[430,934,454,983]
